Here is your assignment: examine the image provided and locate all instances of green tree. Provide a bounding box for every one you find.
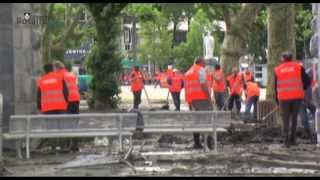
[173,8,214,71]
[157,3,195,48]
[41,3,86,63]
[86,3,127,109]
[295,3,313,59]
[125,4,173,70]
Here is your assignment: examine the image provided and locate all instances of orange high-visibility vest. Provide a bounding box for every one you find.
[37,72,67,113]
[169,73,183,93]
[227,73,243,95]
[185,64,209,103]
[246,81,260,100]
[160,73,169,88]
[212,69,226,93]
[130,70,144,92]
[244,71,253,82]
[274,61,304,100]
[166,69,173,78]
[57,69,80,102]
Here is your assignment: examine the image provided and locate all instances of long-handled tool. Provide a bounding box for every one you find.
[221,94,231,111]
[261,106,279,121]
[161,90,170,110]
[143,86,153,109]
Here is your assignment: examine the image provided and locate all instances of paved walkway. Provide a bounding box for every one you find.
[119,85,267,112]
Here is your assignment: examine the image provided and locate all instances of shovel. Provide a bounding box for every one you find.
[143,86,153,109]
[261,106,279,121]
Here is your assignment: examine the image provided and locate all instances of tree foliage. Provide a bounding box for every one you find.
[86,3,127,109]
[173,9,213,71]
[41,3,86,63]
[295,3,313,59]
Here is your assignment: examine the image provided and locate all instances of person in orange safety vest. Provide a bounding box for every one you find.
[37,63,68,114]
[54,61,81,114]
[243,78,260,123]
[130,65,145,109]
[212,64,226,110]
[274,51,311,148]
[184,57,213,150]
[167,69,184,111]
[226,67,243,115]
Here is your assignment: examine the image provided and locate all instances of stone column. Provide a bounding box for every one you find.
[0,3,15,133]
[0,3,41,133]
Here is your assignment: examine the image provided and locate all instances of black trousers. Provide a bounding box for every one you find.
[279,99,302,144]
[228,94,241,112]
[68,101,80,114]
[133,91,142,109]
[191,100,213,148]
[171,92,181,111]
[214,92,225,110]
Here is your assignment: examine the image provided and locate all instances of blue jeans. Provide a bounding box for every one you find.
[245,96,259,120]
[214,92,225,110]
[299,101,316,130]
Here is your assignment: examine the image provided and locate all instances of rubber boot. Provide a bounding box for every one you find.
[284,135,290,148]
[290,132,297,146]
[283,129,290,148]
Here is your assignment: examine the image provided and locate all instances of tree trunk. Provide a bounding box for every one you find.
[220,3,262,75]
[132,17,137,60]
[41,3,52,64]
[172,21,177,49]
[266,4,296,100]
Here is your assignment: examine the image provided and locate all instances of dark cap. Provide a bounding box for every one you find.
[281,51,293,61]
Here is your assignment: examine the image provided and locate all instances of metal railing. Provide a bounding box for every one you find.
[5,110,232,159]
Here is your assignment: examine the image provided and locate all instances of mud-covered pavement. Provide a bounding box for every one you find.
[3,86,316,176]
[3,127,320,176]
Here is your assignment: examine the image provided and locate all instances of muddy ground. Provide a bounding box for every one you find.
[2,87,317,177]
[3,126,320,177]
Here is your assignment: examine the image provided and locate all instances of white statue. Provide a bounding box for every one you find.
[203,31,214,60]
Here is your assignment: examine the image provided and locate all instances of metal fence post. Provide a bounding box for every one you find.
[119,115,123,153]
[26,117,31,159]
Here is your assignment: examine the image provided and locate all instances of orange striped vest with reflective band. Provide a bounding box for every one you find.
[274,61,304,100]
[56,69,80,102]
[246,81,260,100]
[185,64,209,103]
[37,72,67,113]
[227,73,243,95]
[213,69,226,92]
[130,70,144,92]
[169,73,183,93]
